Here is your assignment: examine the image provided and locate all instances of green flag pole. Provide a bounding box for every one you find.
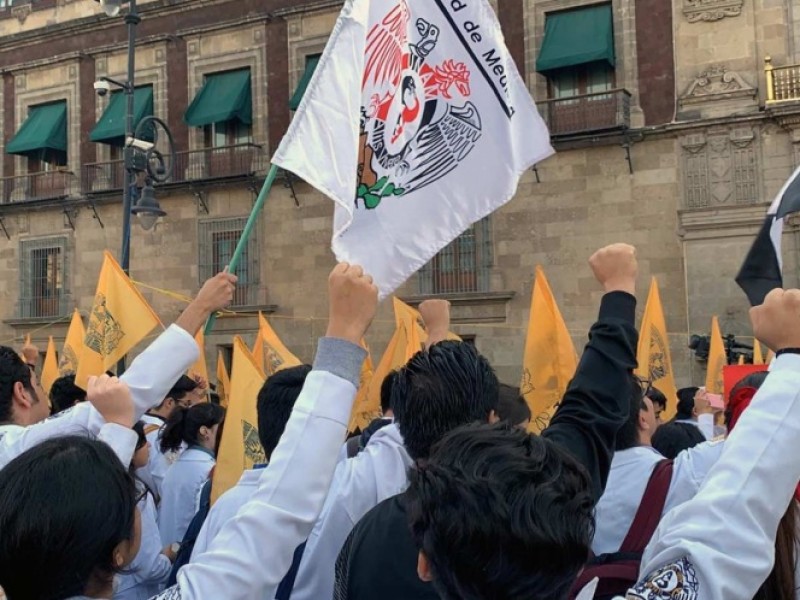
[204,163,280,335]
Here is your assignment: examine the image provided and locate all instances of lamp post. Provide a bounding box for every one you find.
[95,0,174,373]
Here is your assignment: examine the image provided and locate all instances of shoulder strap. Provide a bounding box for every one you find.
[619,459,674,553]
[143,424,161,436]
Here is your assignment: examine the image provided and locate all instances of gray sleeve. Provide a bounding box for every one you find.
[313,338,368,389]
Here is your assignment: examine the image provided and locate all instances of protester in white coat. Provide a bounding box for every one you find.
[157,403,225,547]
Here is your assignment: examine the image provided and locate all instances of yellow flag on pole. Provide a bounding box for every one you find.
[348,340,376,432]
[251,328,265,374]
[188,331,209,385]
[216,351,231,408]
[753,339,764,365]
[635,278,679,420]
[705,316,726,394]
[258,312,301,377]
[212,336,266,503]
[737,355,745,365]
[520,266,578,433]
[59,309,85,376]
[75,251,161,389]
[41,337,59,396]
[392,297,460,345]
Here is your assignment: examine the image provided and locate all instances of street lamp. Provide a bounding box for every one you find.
[97,0,123,17]
[131,184,167,231]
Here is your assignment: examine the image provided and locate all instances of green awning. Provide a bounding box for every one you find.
[184,69,252,127]
[535,3,615,73]
[90,86,154,145]
[6,100,67,156]
[289,55,320,111]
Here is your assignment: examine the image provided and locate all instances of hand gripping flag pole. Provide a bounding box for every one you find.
[204,163,280,335]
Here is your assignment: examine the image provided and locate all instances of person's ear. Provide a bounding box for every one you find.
[417,551,433,583]
[488,410,499,424]
[638,410,649,432]
[199,425,210,439]
[12,381,33,409]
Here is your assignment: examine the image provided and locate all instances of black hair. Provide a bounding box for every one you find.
[380,370,398,415]
[257,365,312,460]
[133,421,148,452]
[651,422,706,459]
[406,422,594,600]
[646,387,668,412]
[675,387,699,420]
[49,373,86,414]
[725,371,769,427]
[160,402,225,454]
[0,436,137,599]
[614,375,647,451]
[394,341,499,461]
[156,375,199,410]
[0,346,36,423]
[496,383,531,426]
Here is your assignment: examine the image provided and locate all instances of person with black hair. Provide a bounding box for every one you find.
[496,383,532,429]
[0,261,379,600]
[139,375,201,499]
[651,421,707,459]
[342,370,398,460]
[157,403,225,547]
[190,364,313,559]
[0,271,237,471]
[646,387,668,425]
[49,373,87,414]
[115,422,175,600]
[334,244,642,600]
[675,385,714,439]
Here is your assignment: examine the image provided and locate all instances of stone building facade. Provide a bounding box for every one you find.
[0,0,799,388]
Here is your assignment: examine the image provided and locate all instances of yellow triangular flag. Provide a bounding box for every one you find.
[216,351,231,408]
[41,337,59,395]
[738,355,745,365]
[212,336,266,503]
[258,313,301,377]
[520,266,578,433]
[25,333,31,346]
[188,331,209,401]
[705,316,726,394]
[635,278,680,421]
[392,297,461,346]
[59,309,85,376]
[753,339,764,365]
[348,340,376,432]
[75,251,161,389]
[251,328,265,374]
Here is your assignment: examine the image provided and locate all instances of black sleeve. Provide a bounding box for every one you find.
[541,291,638,502]
[333,527,357,600]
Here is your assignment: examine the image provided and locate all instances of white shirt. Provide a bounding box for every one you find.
[137,414,184,501]
[190,468,263,561]
[0,324,198,471]
[158,447,216,546]
[115,490,171,600]
[592,441,724,555]
[291,422,413,600]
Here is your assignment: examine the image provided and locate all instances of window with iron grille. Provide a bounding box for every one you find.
[418,217,492,295]
[19,237,69,319]
[199,218,259,306]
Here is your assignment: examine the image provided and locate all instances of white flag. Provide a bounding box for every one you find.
[274,0,554,297]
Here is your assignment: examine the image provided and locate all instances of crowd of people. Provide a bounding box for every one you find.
[0,244,799,600]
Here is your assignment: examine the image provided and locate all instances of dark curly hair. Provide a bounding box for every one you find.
[0,346,36,423]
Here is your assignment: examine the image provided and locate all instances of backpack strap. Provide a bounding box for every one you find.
[143,424,161,436]
[618,459,674,553]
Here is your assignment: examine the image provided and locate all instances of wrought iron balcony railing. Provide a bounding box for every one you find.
[537,88,631,137]
[765,56,800,104]
[0,170,77,204]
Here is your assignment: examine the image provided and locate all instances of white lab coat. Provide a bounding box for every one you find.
[158,447,216,546]
[190,468,262,561]
[291,422,413,600]
[142,337,365,600]
[0,324,198,471]
[137,414,184,501]
[575,353,800,600]
[592,441,724,555]
[115,489,171,600]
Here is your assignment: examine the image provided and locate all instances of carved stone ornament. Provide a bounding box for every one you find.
[11,3,32,24]
[680,65,756,105]
[683,0,744,22]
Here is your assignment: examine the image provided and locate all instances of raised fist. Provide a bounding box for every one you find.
[196,272,238,313]
[750,288,800,352]
[87,374,135,428]
[589,243,637,295]
[325,263,379,346]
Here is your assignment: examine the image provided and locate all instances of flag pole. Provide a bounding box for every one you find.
[204,163,280,335]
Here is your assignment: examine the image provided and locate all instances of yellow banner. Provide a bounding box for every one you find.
[258,312,302,377]
[216,351,231,409]
[705,316,726,394]
[41,336,59,396]
[59,309,85,376]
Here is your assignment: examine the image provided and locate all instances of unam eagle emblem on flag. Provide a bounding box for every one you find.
[357,1,481,209]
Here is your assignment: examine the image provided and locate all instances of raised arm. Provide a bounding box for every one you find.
[542,244,639,501]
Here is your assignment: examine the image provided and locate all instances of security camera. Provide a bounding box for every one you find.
[94,80,111,97]
[126,136,155,152]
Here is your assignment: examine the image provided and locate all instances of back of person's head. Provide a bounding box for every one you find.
[49,373,86,414]
[164,375,199,407]
[496,383,531,428]
[0,345,35,423]
[675,387,699,420]
[394,341,499,461]
[160,402,225,454]
[257,364,312,460]
[0,436,137,599]
[614,375,648,451]
[651,422,706,459]
[380,370,398,416]
[406,422,594,600]
[646,387,668,418]
[726,371,770,430]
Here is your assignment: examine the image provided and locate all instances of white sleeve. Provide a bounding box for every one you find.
[665,440,724,512]
[629,354,800,600]
[697,413,715,440]
[97,423,138,467]
[128,494,172,587]
[167,339,365,600]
